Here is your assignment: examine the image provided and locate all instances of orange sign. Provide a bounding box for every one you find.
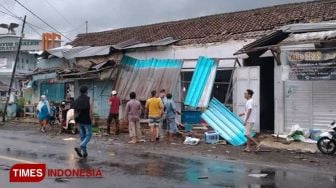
[41,32,61,51]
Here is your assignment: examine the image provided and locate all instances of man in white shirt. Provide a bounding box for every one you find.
[239,89,261,152]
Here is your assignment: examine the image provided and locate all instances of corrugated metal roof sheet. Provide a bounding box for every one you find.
[67,46,111,59]
[122,37,178,50]
[184,56,217,108]
[201,98,247,146]
[114,55,182,100]
[281,23,336,33]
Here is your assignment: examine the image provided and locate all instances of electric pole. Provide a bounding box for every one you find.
[85,20,88,34]
[2,15,26,123]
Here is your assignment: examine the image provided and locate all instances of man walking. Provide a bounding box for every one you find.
[145,90,164,142]
[125,92,142,144]
[239,89,261,152]
[74,86,93,158]
[164,93,180,143]
[107,90,121,135]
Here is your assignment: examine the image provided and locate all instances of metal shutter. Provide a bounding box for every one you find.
[284,80,336,133]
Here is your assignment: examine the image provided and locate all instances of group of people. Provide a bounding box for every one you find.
[106,89,180,144]
[36,86,260,158]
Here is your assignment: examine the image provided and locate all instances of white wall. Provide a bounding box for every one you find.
[125,40,253,61]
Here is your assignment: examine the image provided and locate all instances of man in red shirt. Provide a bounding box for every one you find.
[107,90,121,135]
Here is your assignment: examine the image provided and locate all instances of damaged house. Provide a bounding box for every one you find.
[21,1,336,133]
[67,0,336,133]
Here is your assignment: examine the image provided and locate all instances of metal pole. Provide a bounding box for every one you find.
[85,21,88,34]
[2,15,26,122]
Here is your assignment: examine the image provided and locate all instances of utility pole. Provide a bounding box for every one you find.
[2,15,26,123]
[85,20,88,34]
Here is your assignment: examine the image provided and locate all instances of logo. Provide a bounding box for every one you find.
[9,163,103,183]
[9,163,46,183]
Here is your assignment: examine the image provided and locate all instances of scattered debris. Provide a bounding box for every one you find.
[63,137,76,141]
[183,137,200,145]
[248,173,268,178]
[55,178,70,183]
[216,140,227,145]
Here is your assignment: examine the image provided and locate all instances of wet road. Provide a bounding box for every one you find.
[0,128,335,188]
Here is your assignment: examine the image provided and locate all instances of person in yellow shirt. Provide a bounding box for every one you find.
[145,90,164,142]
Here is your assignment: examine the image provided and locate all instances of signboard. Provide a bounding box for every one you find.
[0,36,41,52]
[287,50,336,80]
[0,40,40,51]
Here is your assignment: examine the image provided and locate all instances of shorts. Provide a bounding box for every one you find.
[244,123,254,136]
[148,117,161,127]
[107,113,119,124]
[166,118,177,134]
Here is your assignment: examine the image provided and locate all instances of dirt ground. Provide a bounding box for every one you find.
[2,119,336,174]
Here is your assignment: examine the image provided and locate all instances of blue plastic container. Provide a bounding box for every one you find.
[204,131,220,144]
[181,111,201,124]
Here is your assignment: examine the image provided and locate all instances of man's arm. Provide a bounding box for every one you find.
[124,103,129,121]
[144,101,149,118]
[90,99,94,122]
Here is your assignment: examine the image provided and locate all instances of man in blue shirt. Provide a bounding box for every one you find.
[164,93,180,143]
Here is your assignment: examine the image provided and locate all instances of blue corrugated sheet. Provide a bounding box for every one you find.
[121,55,181,68]
[201,98,247,146]
[184,56,217,107]
[115,55,182,100]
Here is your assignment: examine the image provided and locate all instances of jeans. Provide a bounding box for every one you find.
[79,124,92,153]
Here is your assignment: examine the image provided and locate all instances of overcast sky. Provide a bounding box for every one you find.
[0,0,311,42]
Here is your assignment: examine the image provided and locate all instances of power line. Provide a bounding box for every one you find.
[0,9,52,32]
[0,8,84,35]
[44,0,72,27]
[14,0,72,41]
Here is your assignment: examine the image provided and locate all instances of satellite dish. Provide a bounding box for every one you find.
[0,22,19,34]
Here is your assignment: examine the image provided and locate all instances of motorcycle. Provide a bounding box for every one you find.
[60,108,78,135]
[317,121,336,154]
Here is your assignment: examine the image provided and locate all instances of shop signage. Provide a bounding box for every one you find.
[287,50,336,80]
[0,40,40,51]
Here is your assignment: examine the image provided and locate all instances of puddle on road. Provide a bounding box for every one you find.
[99,152,336,188]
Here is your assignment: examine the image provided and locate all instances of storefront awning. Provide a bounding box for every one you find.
[114,56,182,101]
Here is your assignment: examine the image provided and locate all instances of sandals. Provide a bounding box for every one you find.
[243,149,251,153]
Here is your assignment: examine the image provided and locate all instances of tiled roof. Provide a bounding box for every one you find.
[70,0,336,47]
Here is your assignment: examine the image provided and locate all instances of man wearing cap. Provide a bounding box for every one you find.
[107,90,121,135]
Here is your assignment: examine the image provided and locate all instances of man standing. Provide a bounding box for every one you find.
[145,90,164,142]
[74,86,92,158]
[107,90,121,135]
[164,93,180,143]
[125,92,142,144]
[159,89,167,140]
[239,89,261,152]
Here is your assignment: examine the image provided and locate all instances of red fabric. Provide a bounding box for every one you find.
[109,96,120,114]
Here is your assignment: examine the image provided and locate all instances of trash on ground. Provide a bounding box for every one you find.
[55,178,70,183]
[287,124,305,142]
[183,137,200,145]
[248,173,268,178]
[204,131,220,144]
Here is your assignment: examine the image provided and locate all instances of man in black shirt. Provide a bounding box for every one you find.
[73,86,92,158]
